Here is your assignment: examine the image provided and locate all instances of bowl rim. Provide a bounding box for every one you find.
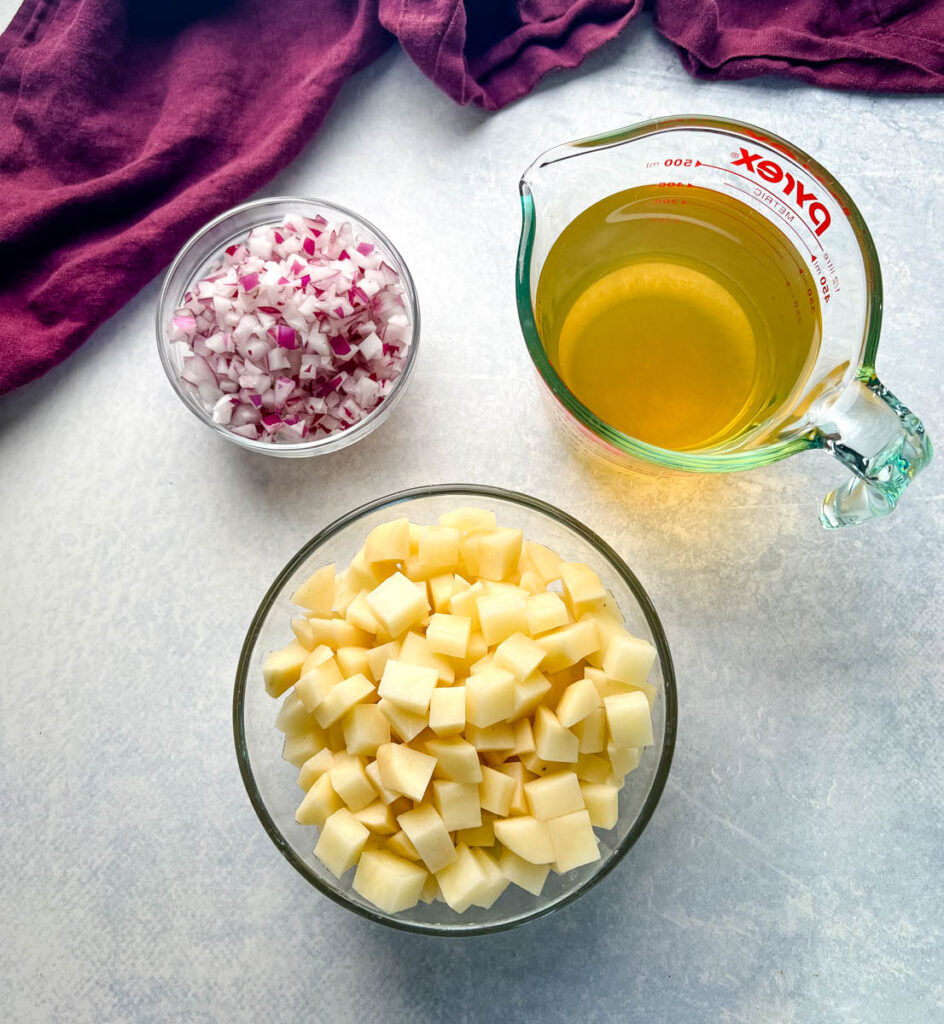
[155,195,421,456]
[233,484,678,935]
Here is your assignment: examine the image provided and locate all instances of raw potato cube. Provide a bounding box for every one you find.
[377,699,427,744]
[511,717,536,757]
[332,572,358,616]
[419,874,440,904]
[301,644,336,676]
[478,528,524,581]
[458,813,496,848]
[275,691,318,736]
[521,540,562,583]
[291,617,316,650]
[425,613,471,659]
[465,722,515,752]
[580,782,619,829]
[354,801,399,835]
[493,632,547,681]
[295,657,343,712]
[581,611,627,669]
[493,816,554,865]
[365,759,400,804]
[495,762,535,816]
[386,829,421,861]
[337,646,372,680]
[468,847,509,908]
[435,843,489,913]
[466,631,488,665]
[263,641,310,698]
[314,808,369,877]
[377,660,438,715]
[559,562,607,617]
[345,591,383,634]
[308,618,372,650]
[282,730,325,768]
[399,631,454,684]
[366,572,429,638]
[573,708,607,754]
[556,678,602,728]
[524,770,584,820]
[522,589,565,634]
[533,706,579,763]
[439,507,497,533]
[329,755,376,813]
[426,736,483,783]
[575,752,612,785]
[604,691,654,749]
[428,686,466,737]
[376,742,437,801]
[397,803,457,874]
[602,634,657,685]
[448,580,483,630]
[364,640,401,682]
[434,781,482,831]
[298,748,335,790]
[547,810,600,873]
[512,673,552,720]
[343,704,390,756]
[352,849,427,914]
[518,571,545,595]
[315,673,375,729]
[292,563,336,616]
[536,619,600,673]
[466,666,515,728]
[477,593,528,647]
[585,665,657,708]
[296,772,342,826]
[500,848,550,896]
[607,743,641,778]
[428,574,457,612]
[479,765,517,817]
[417,525,460,568]
[364,518,410,563]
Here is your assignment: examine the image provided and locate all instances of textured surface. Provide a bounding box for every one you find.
[1,9,942,1023]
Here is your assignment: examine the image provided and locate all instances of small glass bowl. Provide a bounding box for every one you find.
[234,485,677,934]
[156,197,420,457]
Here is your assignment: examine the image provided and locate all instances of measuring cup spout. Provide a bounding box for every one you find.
[815,375,932,528]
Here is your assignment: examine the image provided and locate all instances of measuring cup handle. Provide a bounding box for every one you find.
[816,376,933,529]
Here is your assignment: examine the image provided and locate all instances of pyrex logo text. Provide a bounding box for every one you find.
[731,148,832,237]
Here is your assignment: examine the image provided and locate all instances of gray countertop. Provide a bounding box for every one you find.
[1,9,941,1023]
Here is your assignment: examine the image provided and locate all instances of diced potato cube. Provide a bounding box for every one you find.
[556,678,602,728]
[433,780,481,831]
[263,641,310,698]
[508,719,534,760]
[466,666,515,728]
[518,571,545,595]
[314,808,369,877]
[479,765,517,817]
[416,525,460,568]
[499,848,551,896]
[520,753,570,777]
[386,829,420,861]
[439,507,497,533]
[465,631,488,666]
[428,574,457,612]
[426,613,471,659]
[291,563,335,616]
[377,698,427,744]
[337,646,372,680]
[297,748,335,790]
[512,672,552,720]
[426,735,483,783]
[435,843,489,913]
[468,847,509,908]
[573,708,607,754]
[494,762,535,816]
[314,673,375,729]
[364,518,410,563]
[332,572,358,616]
[354,800,399,835]
[399,631,454,684]
[295,657,343,712]
[291,617,316,650]
[343,703,390,756]
[329,754,376,812]
[296,772,342,826]
[493,632,547,681]
[275,691,318,736]
[604,691,653,749]
[580,782,619,829]
[308,618,372,650]
[533,706,579,763]
[397,803,457,874]
[465,722,515,752]
[376,742,437,801]
[478,528,524,581]
[547,810,600,873]
[585,665,657,708]
[458,813,496,847]
[448,580,483,630]
[521,540,563,583]
[348,546,389,591]
[419,873,440,904]
[524,770,584,820]
[493,816,554,865]
[607,743,641,778]
[366,572,429,638]
[559,562,607,617]
[364,640,400,682]
[377,659,438,716]
[602,634,657,685]
[535,619,599,673]
[477,593,528,647]
[365,759,399,804]
[345,591,383,634]
[282,730,325,768]
[575,752,612,784]
[581,611,628,669]
[428,686,466,737]
[352,849,427,914]
[301,644,335,676]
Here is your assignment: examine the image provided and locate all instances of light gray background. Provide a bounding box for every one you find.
[1,8,941,1023]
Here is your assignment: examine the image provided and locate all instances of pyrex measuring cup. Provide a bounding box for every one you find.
[516,115,932,528]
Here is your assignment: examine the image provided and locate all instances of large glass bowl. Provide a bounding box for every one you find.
[234,485,677,934]
[156,196,419,457]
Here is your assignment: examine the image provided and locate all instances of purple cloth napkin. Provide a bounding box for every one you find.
[1,0,943,394]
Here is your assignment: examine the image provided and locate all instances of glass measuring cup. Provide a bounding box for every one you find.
[516,115,932,528]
